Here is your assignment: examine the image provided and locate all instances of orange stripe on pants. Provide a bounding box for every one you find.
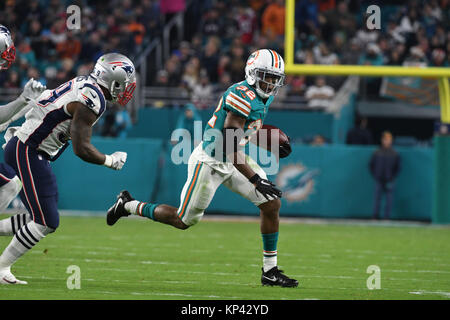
[178,162,202,218]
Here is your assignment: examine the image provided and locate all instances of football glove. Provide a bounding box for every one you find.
[249,173,282,200]
[20,78,46,102]
[279,135,292,158]
[104,151,127,170]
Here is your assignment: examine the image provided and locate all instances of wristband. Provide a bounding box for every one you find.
[249,173,260,184]
[103,154,113,167]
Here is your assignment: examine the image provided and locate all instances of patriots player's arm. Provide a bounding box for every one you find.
[67,102,127,170]
[68,101,105,164]
[0,79,46,130]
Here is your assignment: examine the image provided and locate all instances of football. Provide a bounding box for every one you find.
[254,124,290,155]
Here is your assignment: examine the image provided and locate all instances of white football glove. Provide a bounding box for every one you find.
[20,78,46,102]
[103,151,127,170]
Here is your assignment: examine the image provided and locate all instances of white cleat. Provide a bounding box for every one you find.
[0,176,22,212]
[0,267,28,285]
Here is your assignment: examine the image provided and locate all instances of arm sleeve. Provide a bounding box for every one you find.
[223,91,252,119]
[0,96,28,125]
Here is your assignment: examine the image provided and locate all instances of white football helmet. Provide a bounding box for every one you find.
[0,25,15,70]
[245,49,285,99]
[90,53,136,105]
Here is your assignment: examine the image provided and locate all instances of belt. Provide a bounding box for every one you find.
[29,142,70,162]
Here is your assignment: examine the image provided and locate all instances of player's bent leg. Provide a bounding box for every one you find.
[154,204,190,230]
[0,136,60,284]
[176,161,223,227]
[0,220,54,285]
[107,190,190,229]
[108,160,223,230]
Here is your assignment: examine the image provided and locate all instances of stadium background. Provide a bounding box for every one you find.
[0,0,449,222]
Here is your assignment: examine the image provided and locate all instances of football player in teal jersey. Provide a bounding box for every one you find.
[107,49,298,287]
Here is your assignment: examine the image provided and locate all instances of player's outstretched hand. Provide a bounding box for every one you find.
[249,173,282,200]
[104,151,127,170]
[21,78,46,102]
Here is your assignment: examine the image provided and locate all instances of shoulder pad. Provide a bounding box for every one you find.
[223,85,255,118]
[77,83,106,116]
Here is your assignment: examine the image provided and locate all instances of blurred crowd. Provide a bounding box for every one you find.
[154,0,450,108]
[0,0,449,113]
[0,0,162,91]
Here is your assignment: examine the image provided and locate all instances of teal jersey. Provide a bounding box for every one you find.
[202,80,274,160]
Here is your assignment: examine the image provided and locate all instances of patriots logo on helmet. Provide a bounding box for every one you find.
[109,61,134,77]
[121,65,134,77]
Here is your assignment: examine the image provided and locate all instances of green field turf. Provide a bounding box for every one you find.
[0,214,449,300]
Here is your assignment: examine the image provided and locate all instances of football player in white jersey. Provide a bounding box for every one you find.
[0,52,136,284]
[0,25,46,212]
[106,49,298,287]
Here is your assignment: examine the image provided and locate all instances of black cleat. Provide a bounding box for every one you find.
[261,266,299,288]
[106,190,134,226]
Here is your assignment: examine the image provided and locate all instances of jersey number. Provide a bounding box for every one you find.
[38,80,73,107]
[236,85,256,100]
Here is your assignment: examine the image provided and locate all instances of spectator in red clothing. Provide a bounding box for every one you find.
[318,0,335,12]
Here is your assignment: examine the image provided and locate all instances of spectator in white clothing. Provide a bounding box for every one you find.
[305,77,335,111]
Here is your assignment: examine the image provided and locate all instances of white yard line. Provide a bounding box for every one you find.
[409,291,450,298]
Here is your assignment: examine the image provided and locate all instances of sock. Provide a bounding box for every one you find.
[262,232,278,273]
[124,200,140,214]
[125,201,158,221]
[0,213,31,236]
[0,221,47,269]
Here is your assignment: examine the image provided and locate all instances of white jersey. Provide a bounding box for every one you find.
[14,75,106,158]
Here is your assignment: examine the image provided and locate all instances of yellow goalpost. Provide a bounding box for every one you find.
[283,0,450,223]
[283,0,450,121]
